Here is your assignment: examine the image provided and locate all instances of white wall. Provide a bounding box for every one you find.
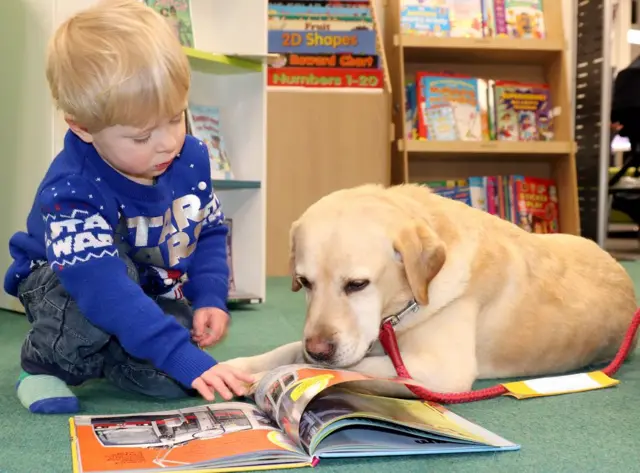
[0,0,57,312]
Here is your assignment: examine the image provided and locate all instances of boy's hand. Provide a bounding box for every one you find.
[192,307,229,348]
[192,364,255,401]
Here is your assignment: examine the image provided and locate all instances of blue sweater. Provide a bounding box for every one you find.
[4,130,230,388]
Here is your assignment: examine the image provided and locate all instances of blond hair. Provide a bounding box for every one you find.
[46,0,191,132]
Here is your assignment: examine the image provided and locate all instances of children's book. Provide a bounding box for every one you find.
[493,80,553,142]
[144,0,194,47]
[186,104,234,180]
[448,0,484,38]
[69,365,519,472]
[510,175,559,233]
[494,0,545,39]
[399,1,451,37]
[416,72,489,141]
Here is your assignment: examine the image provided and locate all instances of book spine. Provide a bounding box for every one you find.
[481,0,496,36]
[486,176,498,215]
[468,176,487,211]
[267,67,384,89]
[493,0,508,36]
[268,30,378,55]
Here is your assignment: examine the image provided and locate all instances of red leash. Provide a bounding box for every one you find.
[378,307,640,404]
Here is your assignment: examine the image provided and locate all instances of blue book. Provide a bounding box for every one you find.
[401,5,451,36]
[268,4,371,18]
[268,30,377,55]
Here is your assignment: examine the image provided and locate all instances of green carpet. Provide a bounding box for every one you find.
[1,271,640,473]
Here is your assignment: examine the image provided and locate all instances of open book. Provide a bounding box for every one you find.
[69,365,520,472]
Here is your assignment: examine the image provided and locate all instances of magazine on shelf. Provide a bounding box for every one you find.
[69,364,520,473]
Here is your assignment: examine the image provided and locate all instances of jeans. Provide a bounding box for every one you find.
[17,254,196,399]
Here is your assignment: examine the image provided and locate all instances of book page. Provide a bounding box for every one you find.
[299,388,500,454]
[71,402,309,472]
[253,365,387,449]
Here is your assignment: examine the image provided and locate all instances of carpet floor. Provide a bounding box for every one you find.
[1,270,640,473]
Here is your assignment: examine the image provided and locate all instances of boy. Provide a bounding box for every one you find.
[3,0,254,414]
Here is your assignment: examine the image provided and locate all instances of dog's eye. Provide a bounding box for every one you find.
[297,276,312,289]
[344,279,370,294]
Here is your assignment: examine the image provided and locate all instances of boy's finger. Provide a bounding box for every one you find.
[209,376,233,400]
[192,314,206,335]
[219,372,247,397]
[192,378,214,401]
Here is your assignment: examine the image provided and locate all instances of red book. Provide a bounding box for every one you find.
[267,67,384,89]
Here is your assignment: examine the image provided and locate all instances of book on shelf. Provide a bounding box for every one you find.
[223,218,263,305]
[405,71,555,142]
[185,104,235,180]
[267,1,384,89]
[144,0,195,47]
[69,364,519,473]
[400,0,545,39]
[421,175,560,233]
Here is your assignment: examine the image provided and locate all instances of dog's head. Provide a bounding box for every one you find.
[289,185,446,368]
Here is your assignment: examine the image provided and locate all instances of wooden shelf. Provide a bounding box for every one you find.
[383,0,580,235]
[399,140,575,159]
[183,47,263,75]
[212,179,261,190]
[399,35,564,65]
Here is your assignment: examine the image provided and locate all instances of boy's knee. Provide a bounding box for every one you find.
[118,253,139,284]
[106,363,195,400]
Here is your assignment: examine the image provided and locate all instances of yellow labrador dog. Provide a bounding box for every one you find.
[222,183,638,396]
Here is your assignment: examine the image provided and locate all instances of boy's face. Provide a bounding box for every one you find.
[69,110,186,185]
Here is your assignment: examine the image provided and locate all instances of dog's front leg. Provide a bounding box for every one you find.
[221,341,305,376]
[346,298,480,398]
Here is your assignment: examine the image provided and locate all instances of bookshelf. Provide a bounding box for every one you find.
[178,0,268,304]
[383,1,580,236]
[264,0,393,276]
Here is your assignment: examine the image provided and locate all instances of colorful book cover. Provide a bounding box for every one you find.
[494,80,553,142]
[481,0,496,36]
[268,30,377,55]
[268,17,373,31]
[510,176,559,233]
[144,0,194,47]
[416,72,486,141]
[494,0,545,39]
[268,4,372,19]
[186,104,234,180]
[424,104,458,140]
[268,67,384,89]
[400,4,451,36]
[274,53,379,68]
[448,0,484,38]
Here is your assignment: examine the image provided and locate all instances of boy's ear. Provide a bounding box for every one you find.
[65,116,94,144]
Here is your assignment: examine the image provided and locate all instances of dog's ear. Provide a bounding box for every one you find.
[393,218,446,305]
[289,220,302,292]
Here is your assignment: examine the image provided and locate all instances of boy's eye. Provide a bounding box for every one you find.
[133,135,151,144]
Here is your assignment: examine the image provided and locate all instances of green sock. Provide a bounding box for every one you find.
[16,371,80,414]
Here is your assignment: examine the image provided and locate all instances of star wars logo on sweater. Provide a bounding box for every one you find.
[46,210,115,266]
[45,194,221,269]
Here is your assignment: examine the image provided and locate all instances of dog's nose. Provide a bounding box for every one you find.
[304,336,336,362]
